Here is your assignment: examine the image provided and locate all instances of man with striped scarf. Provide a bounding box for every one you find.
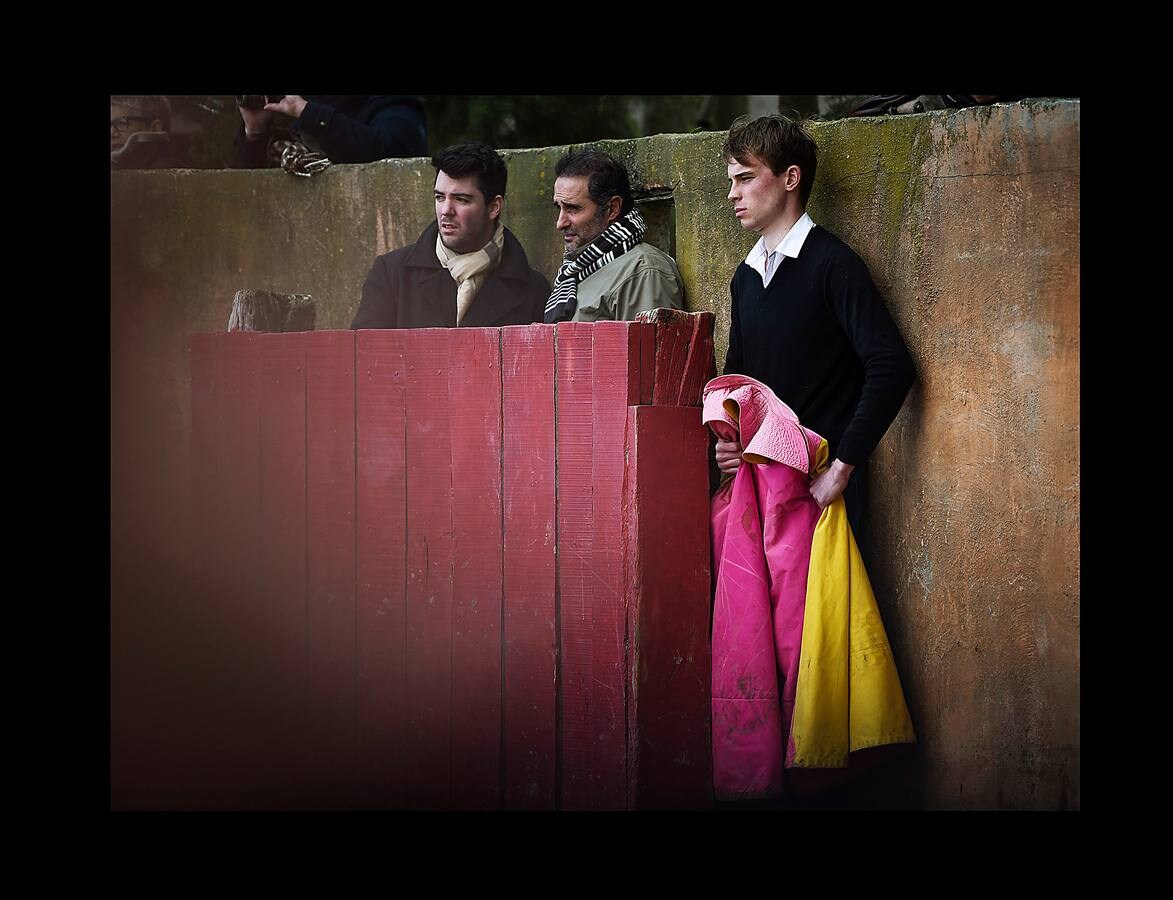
[544,150,684,324]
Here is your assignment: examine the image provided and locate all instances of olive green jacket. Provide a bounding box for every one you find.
[570,242,685,322]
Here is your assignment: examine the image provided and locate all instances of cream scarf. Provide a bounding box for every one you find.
[435,222,506,325]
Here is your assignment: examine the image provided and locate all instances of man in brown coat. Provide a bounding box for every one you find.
[350,143,549,329]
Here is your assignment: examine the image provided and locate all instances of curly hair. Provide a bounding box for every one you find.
[431,143,508,204]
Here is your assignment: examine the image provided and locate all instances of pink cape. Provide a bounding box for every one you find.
[709,406,824,800]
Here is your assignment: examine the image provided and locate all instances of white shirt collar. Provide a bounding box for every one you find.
[746,212,821,271]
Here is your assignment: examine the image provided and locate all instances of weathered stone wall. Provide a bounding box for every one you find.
[111,99,1079,809]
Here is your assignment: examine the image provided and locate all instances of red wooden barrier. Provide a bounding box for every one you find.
[188,313,714,809]
[355,330,407,807]
[305,330,357,803]
[624,404,714,808]
[553,322,596,810]
[582,322,642,810]
[403,330,455,808]
[502,325,557,810]
[449,328,504,809]
[257,332,308,802]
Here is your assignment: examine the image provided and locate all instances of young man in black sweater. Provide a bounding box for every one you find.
[717,115,915,541]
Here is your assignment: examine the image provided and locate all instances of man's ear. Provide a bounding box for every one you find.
[489,195,504,221]
[605,195,623,225]
[784,165,802,194]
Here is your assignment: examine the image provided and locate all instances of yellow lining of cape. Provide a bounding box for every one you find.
[787,438,917,768]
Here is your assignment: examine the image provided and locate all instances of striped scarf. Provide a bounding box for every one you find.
[544,208,646,323]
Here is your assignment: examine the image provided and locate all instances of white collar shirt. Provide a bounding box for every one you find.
[745,212,817,288]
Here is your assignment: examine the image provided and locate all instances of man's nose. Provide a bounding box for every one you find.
[556,209,569,230]
[727,183,738,202]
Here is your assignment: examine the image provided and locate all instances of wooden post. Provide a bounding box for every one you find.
[227,289,316,333]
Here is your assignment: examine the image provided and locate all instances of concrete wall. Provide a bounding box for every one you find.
[111,98,1079,809]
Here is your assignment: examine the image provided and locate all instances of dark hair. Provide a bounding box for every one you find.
[431,142,507,204]
[111,95,172,132]
[722,114,818,206]
[554,149,634,216]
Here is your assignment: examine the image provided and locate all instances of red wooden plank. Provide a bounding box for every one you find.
[404,329,455,809]
[449,328,504,809]
[638,310,715,408]
[188,333,220,608]
[502,324,557,810]
[355,330,408,808]
[554,322,596,810]
[187,332,225,751]
[210,332,245,655]
[305,329,358,804]
[257,332,308,803]
[624,405,713,808]
[639,322,656,406]
[587,322,643,809]
[651,314,688,406]
[213,331,266,797]
[187,333,239,802]
[228,330,265,670]
[677,312,716,408]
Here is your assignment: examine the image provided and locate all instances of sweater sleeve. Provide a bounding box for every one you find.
[824,250,916,465]
[297,99,427,164]
[350,256,399,329]
[723,273,743,375]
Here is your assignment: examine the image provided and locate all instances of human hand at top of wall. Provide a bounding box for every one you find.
[265,95,309,119]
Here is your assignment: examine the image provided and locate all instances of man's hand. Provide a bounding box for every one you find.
[265,95,309,119]
[809,458,855,508]
[239,96,309,139]
[715,438,743,474]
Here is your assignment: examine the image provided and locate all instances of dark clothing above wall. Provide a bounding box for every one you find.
[351,222,550,330]
[235,95,427,167]
[111,132,189,170]
[724,226,915,467]
[850,95,1029,116]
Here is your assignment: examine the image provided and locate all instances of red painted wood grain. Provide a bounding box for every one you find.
[216,332,265,787]
[257,332,309,801]
[403,329,455,808]
[449,328,504,809]
[640,310,715,408]
[188,333,220,609]
[554,322,597,809]
[501,325,557,810]
[305,330,358,803]
[355,330,408,808]
[639,321,656,405]
[677,313,716,408]
[587,322,644,809]
[624,404,714,809]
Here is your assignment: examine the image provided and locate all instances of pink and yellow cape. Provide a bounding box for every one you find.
[704,374,915,800]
